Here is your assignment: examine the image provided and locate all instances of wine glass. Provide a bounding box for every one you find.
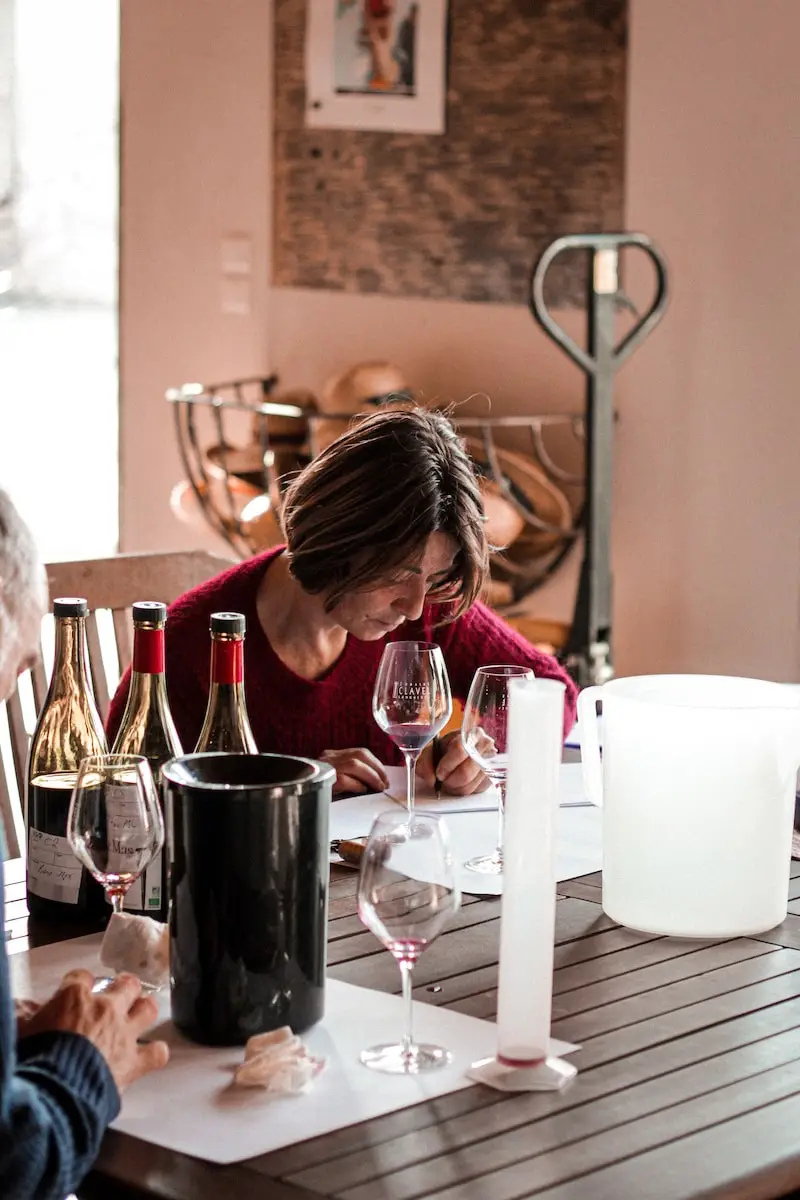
[67,753,165,919]
[373,641,452,812]
[462,665,534,875]
[357,810,460,1073]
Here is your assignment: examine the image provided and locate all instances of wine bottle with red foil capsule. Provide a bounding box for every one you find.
[26,597,109,926]
[112,601,182,920]
[195,612,258,754]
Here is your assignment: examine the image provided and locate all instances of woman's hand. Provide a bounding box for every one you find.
[416,731,490,796]
[320,747,390,795]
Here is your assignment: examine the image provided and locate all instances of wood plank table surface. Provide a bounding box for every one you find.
[8,857,800,1200]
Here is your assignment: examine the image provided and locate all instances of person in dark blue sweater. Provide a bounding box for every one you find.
[0,489,169,1199]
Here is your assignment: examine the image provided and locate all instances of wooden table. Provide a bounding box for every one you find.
[8,859,800,1200]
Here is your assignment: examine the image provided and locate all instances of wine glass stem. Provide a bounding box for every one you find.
[403,751,418,813]
[400,960,415,1057]
[110,891,124,916]
[496,778,506,865]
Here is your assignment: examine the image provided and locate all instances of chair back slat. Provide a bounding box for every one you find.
[0,721,21,859]
[46,551,231,613]
[30,655,48,713]
[1,550,232,861]
[5,687,29,810]
[85,611,111,723]
[112,608,133,676]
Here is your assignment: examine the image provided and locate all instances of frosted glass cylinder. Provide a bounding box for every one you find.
[496,677,565,1065]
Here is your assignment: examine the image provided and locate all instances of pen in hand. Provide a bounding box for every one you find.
[432,735,444,797]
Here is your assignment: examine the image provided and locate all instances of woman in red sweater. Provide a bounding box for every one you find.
[107,408,577,794]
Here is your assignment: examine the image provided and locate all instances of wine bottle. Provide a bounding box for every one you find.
[112,601,182,921]
[26,597,108,926]
[195,612,258,753]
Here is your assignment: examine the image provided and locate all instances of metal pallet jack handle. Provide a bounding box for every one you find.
[530,233,670,687]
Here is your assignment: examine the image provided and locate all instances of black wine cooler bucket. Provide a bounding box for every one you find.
[162,753,334,1046]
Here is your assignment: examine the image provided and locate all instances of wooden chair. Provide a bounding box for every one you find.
[0,550,233,859]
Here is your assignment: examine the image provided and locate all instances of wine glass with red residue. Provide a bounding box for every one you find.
[357,809,460,1074]
[372,641,452,813]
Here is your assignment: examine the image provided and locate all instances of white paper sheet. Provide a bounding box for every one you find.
[331,765,603,897]
[10,938,576,1166]
[383,762,592,812]
[384,765,498,811]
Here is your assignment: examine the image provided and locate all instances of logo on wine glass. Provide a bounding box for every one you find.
[393,681,430,702]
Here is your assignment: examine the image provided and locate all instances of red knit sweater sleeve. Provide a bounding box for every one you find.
[434,601,578,738]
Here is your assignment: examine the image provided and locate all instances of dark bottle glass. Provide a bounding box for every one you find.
[26,597,108,926]
[194,612,257,754]
[111,601,182,921]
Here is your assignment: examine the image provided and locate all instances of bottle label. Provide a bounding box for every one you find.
[126,851,163,913]
[27,828,82,904]
[211,639,243,685]
[133,627,165,674]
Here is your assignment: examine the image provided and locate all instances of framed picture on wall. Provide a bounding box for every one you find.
[305,1,448,134]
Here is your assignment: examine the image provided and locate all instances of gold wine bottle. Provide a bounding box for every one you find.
[195,612,257,753]
[26,597,108,925]
[112,601,182,921]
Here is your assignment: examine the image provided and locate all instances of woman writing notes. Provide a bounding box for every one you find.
[107,408,577,794]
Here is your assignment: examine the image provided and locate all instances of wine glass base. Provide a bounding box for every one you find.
[360,1042,452,1074]
[91,974,162,995]
[464,852,503,876]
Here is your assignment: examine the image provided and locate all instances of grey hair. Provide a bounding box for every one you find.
[0,490,47,698]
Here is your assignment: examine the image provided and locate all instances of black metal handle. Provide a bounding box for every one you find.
[529,232,670,374]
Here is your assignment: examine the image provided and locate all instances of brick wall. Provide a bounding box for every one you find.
[273,0,626,306]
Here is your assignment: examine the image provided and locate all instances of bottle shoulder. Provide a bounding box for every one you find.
[195,683,257,754]
[112,680,184,762]
[29,693,107,776]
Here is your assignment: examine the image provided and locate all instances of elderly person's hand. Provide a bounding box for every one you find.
[416,730,490,796]
[320,747,390,796]
[14,997,41,1038]
[19,969,169,1095]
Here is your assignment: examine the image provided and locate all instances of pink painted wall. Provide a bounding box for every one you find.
[119,0,273,557]
[119,0,800,678]
[617,0,800,678]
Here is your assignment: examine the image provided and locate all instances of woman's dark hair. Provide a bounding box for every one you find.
[280,407,488,619]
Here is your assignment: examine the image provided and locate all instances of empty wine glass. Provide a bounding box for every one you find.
[358,810,460,1074]
[462,665,534,875]
[67,753,165,918]
[373,641,452,812]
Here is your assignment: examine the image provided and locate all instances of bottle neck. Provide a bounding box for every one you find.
[50,617,90,694]
[125,626,169,716]
[114,623,182,763]
[126,665,170,712]
[200,679,256,753]
[132,624,166,674]
[210,637,244,685]
[206,679,249,715]
[198,635,256,751]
